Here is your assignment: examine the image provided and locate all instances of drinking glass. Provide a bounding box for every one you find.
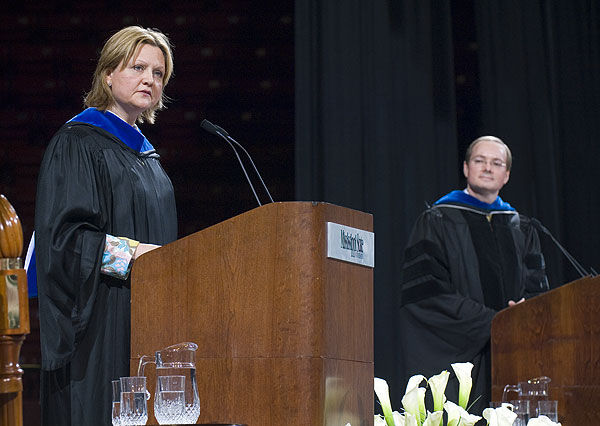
[120,376,149,425]
[112,380,121,426]
[154,375,185,425]
[537,400,558,422]
[510,400,530,426]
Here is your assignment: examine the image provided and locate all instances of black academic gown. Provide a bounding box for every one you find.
[35,122,177,426]
[397,201,548,416]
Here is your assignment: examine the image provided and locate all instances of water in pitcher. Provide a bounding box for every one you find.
[138,342,201,425]
[154,374,186,425]
[156,366,200,424]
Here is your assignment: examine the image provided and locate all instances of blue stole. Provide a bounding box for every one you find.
[27,108,155,297]
[433,189,515,212]
[69,107,154,153]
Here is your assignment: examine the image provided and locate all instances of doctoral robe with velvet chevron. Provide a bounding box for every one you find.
[397,191,548,415]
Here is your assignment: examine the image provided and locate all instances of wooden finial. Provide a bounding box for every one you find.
[0,195,23,259]
[0,195,28,426]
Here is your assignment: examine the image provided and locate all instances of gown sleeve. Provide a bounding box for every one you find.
[34,127,110,370]
[398,209,497,371]
[519,216,550,297]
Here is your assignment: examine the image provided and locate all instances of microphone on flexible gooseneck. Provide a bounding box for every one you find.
[200,119,262,206]
[201,119,275,205]
[212,123,274,204]
[530,217,590,278]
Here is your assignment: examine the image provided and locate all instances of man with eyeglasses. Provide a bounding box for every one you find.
[397,136,549,414]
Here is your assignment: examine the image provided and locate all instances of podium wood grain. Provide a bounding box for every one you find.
[491,275,600,425]
[131,202,374,425]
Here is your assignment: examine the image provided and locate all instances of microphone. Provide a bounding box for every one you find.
[201,119,262,206]
[201,119,274,205]
[530,217,590,278]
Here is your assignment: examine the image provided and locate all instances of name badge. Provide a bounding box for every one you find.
[326,222,374,268]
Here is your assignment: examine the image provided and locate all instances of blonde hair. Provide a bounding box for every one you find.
[465,135,513,171]
[84,26,174,124]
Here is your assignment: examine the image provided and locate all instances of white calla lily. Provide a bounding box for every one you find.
[428,371,449,412]
[376,364,497,426]
[404,412,418,426]
[393,411,405,426]
[459,411,482,426]
[443,400,461,426]
[527,415,562,426]
[482,407,495,422]
[374,415,388,426]
[404,372,427,423]
[422,411,443,426]
[444,400,481,426]
[451,362,473,409]
[496,405,519,426]
[483,405,518,426]
[406,374,427,394]
[374,378,395,426]
[402,386,426,425]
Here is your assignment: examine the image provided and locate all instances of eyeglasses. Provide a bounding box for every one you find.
[470,156,506,169]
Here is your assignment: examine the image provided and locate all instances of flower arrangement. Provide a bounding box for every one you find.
[373,362,562,426]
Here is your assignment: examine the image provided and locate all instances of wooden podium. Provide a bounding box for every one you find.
[130,202,374,426]
[491,275,600,425]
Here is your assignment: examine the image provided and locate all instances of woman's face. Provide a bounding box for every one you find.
[106,43,165,125]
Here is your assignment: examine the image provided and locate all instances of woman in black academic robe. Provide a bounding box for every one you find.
[35,26,177,426]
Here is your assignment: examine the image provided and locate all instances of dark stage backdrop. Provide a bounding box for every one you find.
[295,0,600,408]
[476,0,600,287]
[295,0,459,403]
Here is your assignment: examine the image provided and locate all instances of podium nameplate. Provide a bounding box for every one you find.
[326,222,374,268]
